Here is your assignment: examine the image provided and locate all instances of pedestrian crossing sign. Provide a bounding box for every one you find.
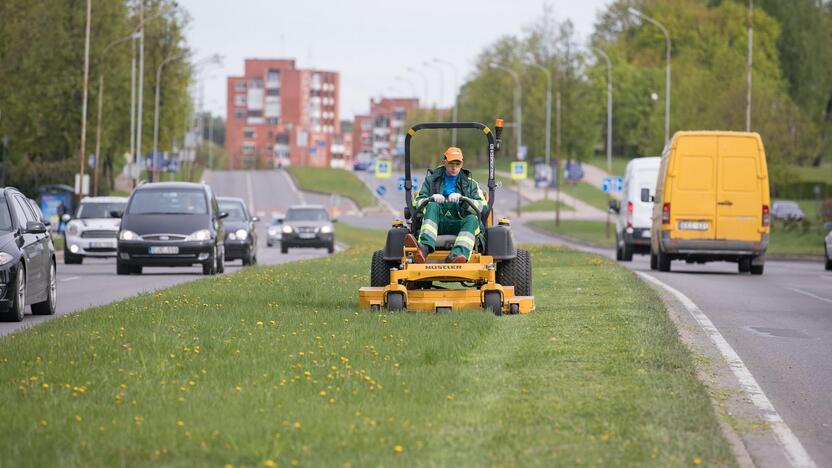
[375,160,392,179]
[511,161,527,180]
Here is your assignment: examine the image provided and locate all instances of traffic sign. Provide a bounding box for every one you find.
[396,176,419,191]
[376,185,387,196]
[510,161,527,180]
[375,159,392,179]
[602,177,624,193]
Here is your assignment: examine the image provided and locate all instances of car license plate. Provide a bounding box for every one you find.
[642,230,651,238]
[90,241,113,248]
[299,233,315,239]
[148,246,179,254]
[678,221,709,231]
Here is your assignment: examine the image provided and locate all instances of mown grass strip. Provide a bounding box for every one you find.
[565,181,612,212]
[0,224,731,466]
[529,219,616,248]
[288,166,377,209]
[522,198,573,212]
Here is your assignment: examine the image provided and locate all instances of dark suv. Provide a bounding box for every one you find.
[115,182,227,275]
[280,205,335,254]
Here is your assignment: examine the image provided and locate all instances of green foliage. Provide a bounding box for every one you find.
[288,166,377,209]
[5,158,77,197]
[0,0,191,192]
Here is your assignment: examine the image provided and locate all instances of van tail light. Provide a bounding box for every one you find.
[762,205,770,228]
[626,201,633,228]
[662,203,671,225]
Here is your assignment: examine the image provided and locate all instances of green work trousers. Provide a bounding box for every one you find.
[418,203,479,260]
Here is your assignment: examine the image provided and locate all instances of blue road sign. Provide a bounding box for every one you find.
[396,176,419,191]
[602,177,624,193]
[376,185,387,196]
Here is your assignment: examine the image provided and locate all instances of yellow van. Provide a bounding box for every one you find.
[650,131,770,274]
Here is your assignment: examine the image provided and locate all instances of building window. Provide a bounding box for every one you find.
[267,117,279,125]
[247,110,263,118]
[242,143,255,155]
[276,133,290,144]
[267,69,280,83]
[234,81,247,92]
[243,128,255,139]
[250,79,263,89]
[267,88,280,97]
[234,110,245,120]
[234,95,247,106]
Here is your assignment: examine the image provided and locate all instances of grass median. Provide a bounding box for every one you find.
[288,166,377,209]
[0,224,732,466]
[529,219,616,248]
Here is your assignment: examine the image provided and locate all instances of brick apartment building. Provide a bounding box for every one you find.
[225,59,340,169]
[352,98,419,165]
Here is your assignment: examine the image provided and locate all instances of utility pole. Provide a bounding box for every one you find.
[78,0,92,197]
[152,52,187,183]
[434,58,459,146]
[594,48,613,239]
[746,0,753,131]
[527,60,552,201]
[555,87,562,227]
[137,0,146,181]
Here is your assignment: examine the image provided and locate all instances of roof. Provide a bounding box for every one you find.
[135,182,205,190]
[80,196,129,203]
[288,204,326,210]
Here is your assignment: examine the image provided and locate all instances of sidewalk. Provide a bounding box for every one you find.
[583,163,621,200]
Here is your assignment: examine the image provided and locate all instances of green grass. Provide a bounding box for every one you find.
[521,199,573,212]
[566,182,613,212]
[790,163,832,184]
[529,220,616,248]
[0,224,732,466]
[586,156,630,177]
[768,222,827,257]
[51,235,64,252]
[288,167,377,209]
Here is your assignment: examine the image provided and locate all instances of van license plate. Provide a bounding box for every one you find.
[149,246,179,254]
[678,221,709,231]
[90,242,113,248]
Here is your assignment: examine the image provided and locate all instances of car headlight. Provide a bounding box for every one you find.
[268,228,278,236]
[67,223,79,236]
[235,229,248,240]
[119,230,139,241]
[0,252,13,266]
[186,229,212,241]
[282,225,293,234]
[320,225,333,234]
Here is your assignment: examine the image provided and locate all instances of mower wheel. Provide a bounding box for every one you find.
[509,303,520,315]
[496,249,532,297]
[387,292,405,311]
[371,250,396,287]
[484,291,502,316]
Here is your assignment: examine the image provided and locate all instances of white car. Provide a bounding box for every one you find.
[63,196,128,264]
[825,230,831,271]
[612,156,661,261]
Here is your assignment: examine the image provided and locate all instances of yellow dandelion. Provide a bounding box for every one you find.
[176,420,185,428]
[234,386,242,392]
[293,421,301,429]
[393,445,404,454]
[319,390,327,397]
[261,460,277,468]
[446,394,454,401]
[693,458,701,465]
[74,415,82,422]
[39,419,48,427]
[41,383,49,390]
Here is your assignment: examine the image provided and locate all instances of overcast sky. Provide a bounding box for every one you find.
[177,0,611,120]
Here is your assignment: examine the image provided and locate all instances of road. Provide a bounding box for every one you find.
[0,170,332,337]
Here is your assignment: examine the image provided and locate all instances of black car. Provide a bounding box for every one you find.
[0,188,57,321]
[280,205,335,254]
[115,182,228,275]
[218,197,259,266]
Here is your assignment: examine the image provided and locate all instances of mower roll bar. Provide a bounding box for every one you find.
[403,122,500,220]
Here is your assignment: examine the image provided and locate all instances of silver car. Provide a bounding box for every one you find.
[771,200,805,222]
[825,230,831,271]
[266,215,284,247]
[63,196,128,264]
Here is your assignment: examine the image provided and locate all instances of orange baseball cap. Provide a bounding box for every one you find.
[443,147,464,163]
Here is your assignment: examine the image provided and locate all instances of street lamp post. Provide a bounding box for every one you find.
[526,60,552,200]
[489,62,523,216]
[78,0,92,197]
[423,61,444,110]
[434,58,459,146]
[594,48,614,239]
[747,0,753,131]
[394,75,418,100]
[406,67,430,108]
[628,7,671,144]
[151,52,188,183]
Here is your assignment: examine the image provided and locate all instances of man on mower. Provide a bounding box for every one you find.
[405,146,487,263]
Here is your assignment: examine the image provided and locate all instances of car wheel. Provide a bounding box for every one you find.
[116,261,130,275]
[4,265,26,322]
[650,251,658,270]
[266,242,273,248]
[63,247,82,264]
[328,243,335,254]
[657,248,671,272]
[826,247,832,271]
[621,242,634,262]
[281,244,289,254]
[32,261,56,315]
[615,234,623,261]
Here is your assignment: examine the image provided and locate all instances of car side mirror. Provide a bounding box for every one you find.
[217,211,229,220]
[608,199,620,214]
[109,210,123,218]
[26,221,47,234]
[251,216,260,223]
[650,195,656,203]
[61,214,71,223]
[42,219,51,227]
[641,188,651,203]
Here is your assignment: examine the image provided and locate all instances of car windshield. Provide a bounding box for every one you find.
[218,201,247,221]
[127,189,208,215]
[286,208,328,222]
[271,218,284,226]
[0,197,14,232]
[77,202,126,219]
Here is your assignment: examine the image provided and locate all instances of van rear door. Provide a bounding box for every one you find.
[716,135,762,241]
[669,135,717,240]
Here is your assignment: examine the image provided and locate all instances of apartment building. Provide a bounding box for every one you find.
[225,59,340,169]
[351,98,419,165]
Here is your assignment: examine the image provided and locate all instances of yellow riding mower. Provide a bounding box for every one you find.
[358,120,534,315]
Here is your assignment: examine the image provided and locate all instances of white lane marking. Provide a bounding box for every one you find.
[787,287,832,305]
[281,170,306,205]
[246,171,255,212]
[60,276,80,282]
[637,272,817,468]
